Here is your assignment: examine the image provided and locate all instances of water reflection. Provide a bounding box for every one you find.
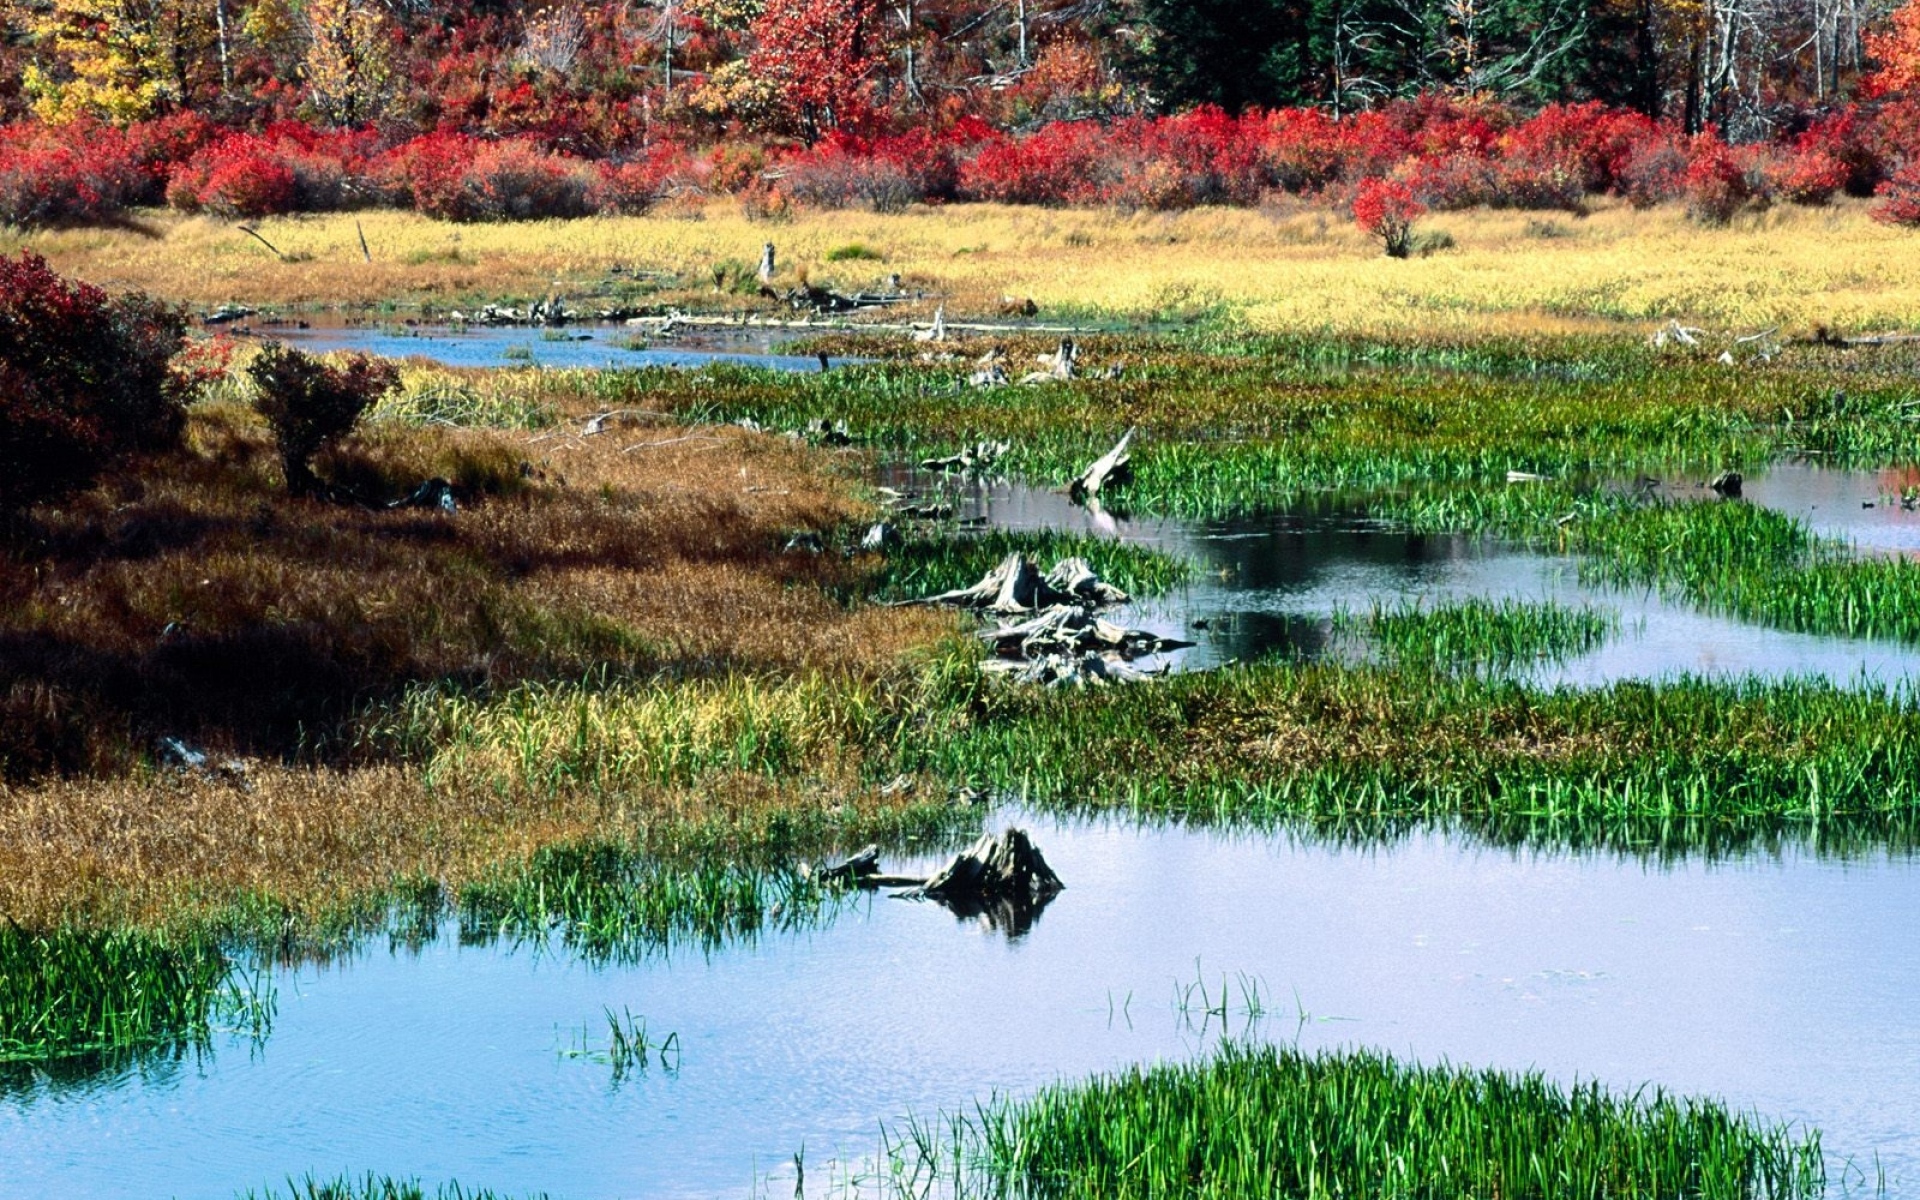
[898,462,1920,687]
[3,816,1915,1198]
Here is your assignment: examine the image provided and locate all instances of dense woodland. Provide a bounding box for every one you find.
[1,0,1919,225]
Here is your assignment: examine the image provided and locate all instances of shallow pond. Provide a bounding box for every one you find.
[264,320,831,373]
[910,461,1920,685]
[1,816,1913,1198]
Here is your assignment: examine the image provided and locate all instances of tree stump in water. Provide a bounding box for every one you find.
[916,829,1064,904]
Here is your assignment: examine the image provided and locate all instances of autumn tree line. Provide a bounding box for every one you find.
[0,0,1918,227]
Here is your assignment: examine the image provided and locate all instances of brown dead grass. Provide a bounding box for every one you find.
[0,394,959,929]
[0,759,930,931]
[0,400,953,777]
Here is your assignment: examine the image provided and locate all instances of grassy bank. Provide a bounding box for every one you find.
[862,1040,1824,1200]
[6,200,1919,337]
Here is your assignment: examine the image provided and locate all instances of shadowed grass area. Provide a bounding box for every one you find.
[868,1040,1824,1200]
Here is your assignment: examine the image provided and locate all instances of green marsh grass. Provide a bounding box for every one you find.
[0,925,269,1062]
[559,1006,680,1080]
[238,1175,546,1200]
[1333,598,1617,668]
[925,663,1920,851]
[859,1041,1824,1200]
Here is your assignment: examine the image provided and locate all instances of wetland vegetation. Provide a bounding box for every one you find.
[5,208,1920,1194]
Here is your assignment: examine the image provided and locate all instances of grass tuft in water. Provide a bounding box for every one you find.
[237,1174,547,1200]
[0,924,266,1063]
[1334,597,1617,668]
[861,1040,1825,1200]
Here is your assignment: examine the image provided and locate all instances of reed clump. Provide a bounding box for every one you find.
[897,1040,1824,1200]
[1334,597,1617,667]
[0,924,233,1063]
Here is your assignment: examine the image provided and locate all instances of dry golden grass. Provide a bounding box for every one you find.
[6,198,1919,336]
[0,388,960,929]
[0,758,932,931]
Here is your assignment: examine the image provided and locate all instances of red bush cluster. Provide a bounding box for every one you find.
[0,252,197,511]
[5,94,1920,230]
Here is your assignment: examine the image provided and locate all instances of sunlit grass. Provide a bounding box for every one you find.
[853,1040,1825,1200]
[7,200,1918,336]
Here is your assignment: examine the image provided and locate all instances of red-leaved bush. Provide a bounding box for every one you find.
[1353,177,1424,257]
[0,122,144,227]
[1683,136,1762,224]
[1874,160,1920,225]
[0,252,196,511]
[383,133,598,222]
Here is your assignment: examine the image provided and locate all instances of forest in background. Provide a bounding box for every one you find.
[2,0,1919,227]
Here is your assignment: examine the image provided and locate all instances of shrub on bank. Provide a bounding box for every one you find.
[247,343,401,497]
[1874,160,1920,225]
[0,252,195,512]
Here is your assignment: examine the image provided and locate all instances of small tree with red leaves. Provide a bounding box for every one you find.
[1352,178,1424,258]
[745,0,882,143]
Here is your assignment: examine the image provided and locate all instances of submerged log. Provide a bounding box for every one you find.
[1710,470,1743,498]
[1070,428,1134,501]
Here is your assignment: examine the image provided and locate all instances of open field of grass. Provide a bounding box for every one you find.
[5,199,1920,335]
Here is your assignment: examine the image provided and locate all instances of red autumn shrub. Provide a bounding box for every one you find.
[0,122,144,227]
[959,120,1106,205]
[385,133,597,222]
[1683,135,1759,224]
[1618,130,1689,208]
[0,252,195,511]
[1252,107,1345,193]
[591,144,690,214]
[1874,160,1920,225]
[1796,110,1887,196]
[247,341,401,497]
[167,136,299,218]
[1766,146,1849,205]
[1353,177,1424,257]
[1395,153,1497,210]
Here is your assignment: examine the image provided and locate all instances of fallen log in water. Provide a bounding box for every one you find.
[815,830,1065,909]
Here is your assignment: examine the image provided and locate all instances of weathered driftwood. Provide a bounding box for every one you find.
[758,242,777,286]
[920,439,1009,473]
[913,305,948,343]
[980,607,1191,660]
[389,477,457,513]
[861,522,901,551]
[1046,556,1129,606]
[1019,338,1078,384]
[1070,428,1135,501]
[980,651,1162,687]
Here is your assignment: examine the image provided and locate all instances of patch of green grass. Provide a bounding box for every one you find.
[0,925,270,1063]
[868,1040,1823,1200]
[1333,597,1617,668]
[825,242,884,262]
[920,662,1920,854]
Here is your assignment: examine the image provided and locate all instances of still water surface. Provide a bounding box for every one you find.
[1,818,1914,1198]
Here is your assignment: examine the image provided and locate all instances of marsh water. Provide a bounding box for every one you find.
[913,460,1920,686]
[268,320,834,373]
[2,816,1915,1199]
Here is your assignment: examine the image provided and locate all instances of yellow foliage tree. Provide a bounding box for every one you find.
[23,0,216,122]
[302,0,393,126]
